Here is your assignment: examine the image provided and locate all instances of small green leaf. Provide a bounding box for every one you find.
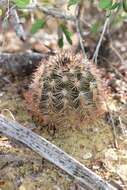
[99,0,112,9]
[0,9,2,16]
[90,22,99,33]
[30,19,45,34]
[111,2,121,10]
[58,37,64,48]
[60,24,72,45]
[68,0,79,8]
[12,0,30,8]
[123,0,127,12]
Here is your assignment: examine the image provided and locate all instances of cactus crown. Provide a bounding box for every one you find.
[26,50,104,128]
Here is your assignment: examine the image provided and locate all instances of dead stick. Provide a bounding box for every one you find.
[0,115,117,190]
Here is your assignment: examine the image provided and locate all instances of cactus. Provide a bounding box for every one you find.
[25,50,105,128]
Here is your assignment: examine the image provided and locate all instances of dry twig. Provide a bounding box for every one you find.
[9,8,26,41]
[75,1,88,63]
[75,2,86,59]
[92,17,110,64]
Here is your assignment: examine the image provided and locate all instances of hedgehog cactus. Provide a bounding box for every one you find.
[25,50,105,128]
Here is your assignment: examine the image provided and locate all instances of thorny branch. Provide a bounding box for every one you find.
[0,0,90,39]
[92,16,119,148]
[91,14,121,148]
[75,2,86,59]
[36,4,90,28]
[75,1,88,61]
[105,102,118,149]
[1,1,26,41]
[9,8,26,41]
[92,17,110,64]
[0,0,75,21]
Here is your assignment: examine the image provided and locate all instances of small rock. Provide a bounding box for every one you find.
[118,150,127,161]
[19,185,26,190]
[104,148,118,161]
[92,165,100,170]
[52,185,62,190]
[121,46,126,52]
[116,165,127,181]
[23,122,36,130]
[0,92,4,97]
[83,152,92,160]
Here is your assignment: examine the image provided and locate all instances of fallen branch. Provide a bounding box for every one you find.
[37,5,75,21]
[0,52,48,77]
[0,114,117,190]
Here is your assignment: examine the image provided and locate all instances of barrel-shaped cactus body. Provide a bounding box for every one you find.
[26,51,104,128]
